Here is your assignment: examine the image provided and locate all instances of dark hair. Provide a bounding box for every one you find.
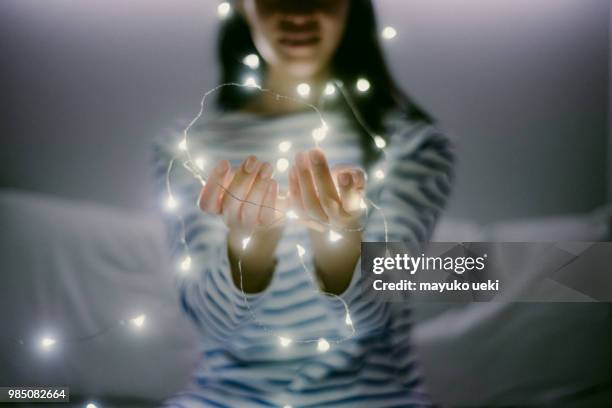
[216,0,432,164]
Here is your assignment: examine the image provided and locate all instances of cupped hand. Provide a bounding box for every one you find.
[198,155,286,232]
[288,148,366,231]
[198,155,288,291]
[288,149,366,293]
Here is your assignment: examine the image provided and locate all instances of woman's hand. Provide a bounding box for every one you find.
[198,155,286,293]
[288,149,366,294]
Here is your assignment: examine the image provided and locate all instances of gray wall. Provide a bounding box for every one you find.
[1,0,609,223]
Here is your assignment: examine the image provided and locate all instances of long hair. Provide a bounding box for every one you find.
[216,0,432,165]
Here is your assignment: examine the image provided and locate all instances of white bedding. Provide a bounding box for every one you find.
[0,189,198,402]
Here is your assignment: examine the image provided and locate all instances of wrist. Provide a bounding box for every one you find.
[309,229,362,295]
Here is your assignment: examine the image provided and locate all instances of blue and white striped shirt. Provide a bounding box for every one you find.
[153,109,453,407]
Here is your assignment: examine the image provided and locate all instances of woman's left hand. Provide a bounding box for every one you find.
[288,149,366,294]
[288,149,366,230]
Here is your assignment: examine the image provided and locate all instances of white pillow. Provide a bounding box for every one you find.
[0,189,199,402]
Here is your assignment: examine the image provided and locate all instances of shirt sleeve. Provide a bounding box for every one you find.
[320,117,455,337]
[152,133,273,343]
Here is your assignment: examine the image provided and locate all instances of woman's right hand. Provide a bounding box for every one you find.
[198,155,285,292]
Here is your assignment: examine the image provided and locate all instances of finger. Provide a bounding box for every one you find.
[288,165,305,215]
[295,152,328,222]
[222,155,261,222]
[259,180,279,227]
[198,160,230,214]
[350,169,366,190]
[338,171,361,212]
[242,162,273,226]
[308,149,345,217]
[331,165,366,190]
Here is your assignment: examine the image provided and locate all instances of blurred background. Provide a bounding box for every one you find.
[1,0,611,407]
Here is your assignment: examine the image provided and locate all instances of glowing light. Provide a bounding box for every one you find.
[279,336,293,347]
[374,135,386,149]
[324,82,336,96]
[296,244,306,258]
[86,404,98,408]
[345,313,353,326]
[242,237,251,250]
[312,126,328,143]
[276,158,289,173]
[286,210,299,220]
[195,157,205,170]
[296,83,311,98]
[217,2,231,18]
[178,139,187,151]
[130,314,146,328]
[374,169,385,180]
[243,54,260,69]
[180,256,192,272]
[243,76,259,88]
[356,78,371,93]
[359,198,367,210]
[317,338,330,353]
[283,405,292,408]
[278,140,292,153]
[329,230,343,242]
[382,26,397,40]
[165,195,177,211]
[40,337,56,350]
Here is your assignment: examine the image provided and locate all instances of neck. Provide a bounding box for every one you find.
[245,66,330,115]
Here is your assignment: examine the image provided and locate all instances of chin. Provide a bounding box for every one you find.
[284,60,325,80]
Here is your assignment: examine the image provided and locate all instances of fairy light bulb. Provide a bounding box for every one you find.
[130,314,146,328]
[276,158,289,173]
[195,157,205,170]
[86,403,98,408]
[178,139,187,151]
[296,83,311,98]
[217,2,231,18]
[296,244,306,258]
[180,256,192,272]
[165,195,177,211]
[324,82,336,97]
[242,237,251,250]
[359,197,367,210]
[382,26,397,40]
[356,78,371,93]
[279,336,293,347]
[286,210,299,220]
[283,405,292,408]
[374,135,386,149]
[317,338,330,353]
[243,54,260,69]
[345,313,353,326]
[312,124,328,143]
[278,140,292,153]
[329,230,343,242]
[374,169,385,180]
[40,337,56,350]
[243,76,259,88]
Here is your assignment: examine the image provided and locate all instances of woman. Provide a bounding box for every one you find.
[154,0,453,406]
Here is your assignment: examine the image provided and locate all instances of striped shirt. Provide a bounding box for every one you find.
[153,109,453,408]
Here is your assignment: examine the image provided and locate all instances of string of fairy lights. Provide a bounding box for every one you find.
[7,3,399,407]
[164,2,397,352]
